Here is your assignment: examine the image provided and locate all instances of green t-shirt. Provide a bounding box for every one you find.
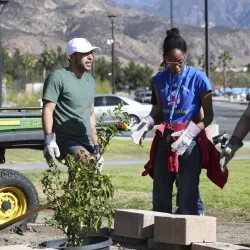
[42,68,96,145]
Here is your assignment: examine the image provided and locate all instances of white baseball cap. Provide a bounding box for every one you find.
[65,38,101,56]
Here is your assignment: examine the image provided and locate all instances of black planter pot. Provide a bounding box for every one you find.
[39,236,113,250]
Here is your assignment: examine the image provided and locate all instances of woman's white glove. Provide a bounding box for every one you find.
[44,133,60,164]
[220,136,243,172]
[171,121,201,155]
[131,116,154,145]
[130,115,155,145]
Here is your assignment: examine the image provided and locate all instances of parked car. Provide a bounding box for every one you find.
[134,91,152,103]
[94,94,152,129]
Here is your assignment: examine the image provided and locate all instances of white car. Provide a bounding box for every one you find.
[94,94,152,129]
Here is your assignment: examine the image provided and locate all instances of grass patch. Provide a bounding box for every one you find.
[21,159,250,220]
[4,139,151,164]
[4,139,250,164]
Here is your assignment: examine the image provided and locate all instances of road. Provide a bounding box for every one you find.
[212,100,249,139]
[2,100,250,171]
[120,100,250,140]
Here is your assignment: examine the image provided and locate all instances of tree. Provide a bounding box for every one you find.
[186,60,195,67]
[218,51,232,93]
[122,61,153,91]
[245,64,250,93]
[198,54,205,71]
[113,57,123,91]
[55,46,68,68]
[20,54,35,81]
[246,64,250,74]
[38,48,57,79]
[94,57,110,81]
[198,53,216,72]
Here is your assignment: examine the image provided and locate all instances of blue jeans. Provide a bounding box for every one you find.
[152,137,204,215]
[175,175,204,214]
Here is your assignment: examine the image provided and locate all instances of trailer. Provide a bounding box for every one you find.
[0,107,43,231]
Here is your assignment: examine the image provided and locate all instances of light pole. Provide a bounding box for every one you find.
[108,15,117,94]
[205,0,210,78]
[170,0,173,28]
[0,0,8,107]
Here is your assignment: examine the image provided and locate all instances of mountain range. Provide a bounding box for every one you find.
[1,0,250,70]
[114,0,250,28]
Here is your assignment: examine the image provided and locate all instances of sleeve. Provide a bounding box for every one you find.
[150,83,157,105]
[42,72,63,103]
[197,72,212,97]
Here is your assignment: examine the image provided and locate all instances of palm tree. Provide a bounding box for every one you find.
[218,51,232,93]
[38,48,56,79]
[199,54,216,72]
[20,54,35,81]
[246,64,250,74]
[198,54,205,71]
[246,64,250,94]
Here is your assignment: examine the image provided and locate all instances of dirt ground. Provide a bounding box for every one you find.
[1,208,250,249]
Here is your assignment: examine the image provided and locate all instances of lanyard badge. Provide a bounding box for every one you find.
[166,66,187,125]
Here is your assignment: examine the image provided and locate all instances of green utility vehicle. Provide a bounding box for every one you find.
[0,107,43,231]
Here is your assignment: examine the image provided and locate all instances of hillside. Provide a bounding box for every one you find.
[1,0,250,68]
[114,0,250,28]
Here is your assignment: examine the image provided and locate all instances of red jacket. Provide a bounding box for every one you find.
[142,123,228,189]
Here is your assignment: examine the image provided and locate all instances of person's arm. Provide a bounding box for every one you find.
[197,107,213,142]
[219,106,250,171]
[232,105,250,140]
[149,84,162,124]
[131,83,162,146]
[42,72,62,163]
[90,103,98,145]
[197,91,214,130]
[42,100,56,135]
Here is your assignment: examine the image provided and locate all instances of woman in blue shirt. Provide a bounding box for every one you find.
[131,28,213,215]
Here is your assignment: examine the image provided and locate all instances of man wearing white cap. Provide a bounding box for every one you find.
[42,38,103,165]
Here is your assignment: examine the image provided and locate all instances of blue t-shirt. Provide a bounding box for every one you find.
[152,66,212,124]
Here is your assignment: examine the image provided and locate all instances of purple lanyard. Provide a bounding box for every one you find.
[166,66,187,124]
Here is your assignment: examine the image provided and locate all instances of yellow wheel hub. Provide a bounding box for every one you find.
[0,186,27,224]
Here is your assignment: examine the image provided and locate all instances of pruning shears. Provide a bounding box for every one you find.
[213,132,229,149]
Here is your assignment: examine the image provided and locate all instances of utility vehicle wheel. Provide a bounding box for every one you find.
[0,169,39,232]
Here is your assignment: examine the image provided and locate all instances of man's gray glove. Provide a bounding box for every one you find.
[44,133,60,164]
[93,144,103,158]
[94,144,103,155]
[220,136,243,172]
[131,115,155,145]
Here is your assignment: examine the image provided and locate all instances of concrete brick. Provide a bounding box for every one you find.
[148,238,191,250]
[192,242,250,250]
[114,209,165,239]
[154,214,216,245]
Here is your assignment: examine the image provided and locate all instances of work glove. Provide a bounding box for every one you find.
[97,156,104,173]
[93,144,103,158]
[44,132,60,164]
[131,115,154,146]
[93,145,104,173]
[220,136,243,172]
[171,121,201,156]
